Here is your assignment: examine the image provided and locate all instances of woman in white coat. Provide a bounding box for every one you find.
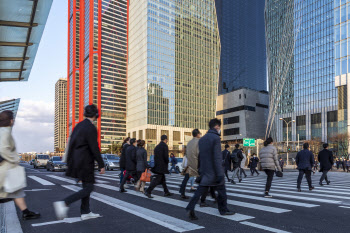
[0,110,40,220]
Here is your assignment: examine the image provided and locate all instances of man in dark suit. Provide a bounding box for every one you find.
[318,143,333,186]
[222,144,231,182]
[54,105,105,220]
[296,143,315,192]
[144,135,172,198]
[185,119,235,220]
[120,138,137,193]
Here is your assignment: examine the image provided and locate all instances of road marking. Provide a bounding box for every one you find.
[339,206,350,209]
[32,217,84,227]
[95,179,109,184]
[95,176,118,181]
[164,182,291,214]
[95,183,254,221]
[47,175,77,184]
[28,176,55,185]
[1,201,23,233]
[63,185,204,232]
[240,221,291,233]
[24,189,52,192]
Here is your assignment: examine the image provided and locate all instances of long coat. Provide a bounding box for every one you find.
[0,127,21,198]
[136,147,148,172]
[250,157,259,168]
[318,149,333,172]
[65,119,104,183]
[152,141,169,174]
[260,144,281,171]
[125,145,137,171]
[198,129,224,186]
[119,143,129,170]
[296,149,315,170]
[222,149,231,171]
[186,137,200,177]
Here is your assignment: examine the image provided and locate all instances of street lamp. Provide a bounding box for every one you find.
[279,118,295,165]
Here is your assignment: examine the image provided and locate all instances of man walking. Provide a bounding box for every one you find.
[222,144,231,182]
[240,149,247,179]
[179,129,201,199]
[144,135,172,198]
[296,143,315,192]
[186,119,235,220]
[169,153,179,174]
[230,144,244,184]
[119,137,130,183]
[249,153,259,176]
[279,158,285,172]
[54,104,105,220]
[318,143,333,186]
[120,138,138,193]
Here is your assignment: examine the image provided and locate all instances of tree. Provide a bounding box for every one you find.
[304,138,322,155]
[329,133,349,158]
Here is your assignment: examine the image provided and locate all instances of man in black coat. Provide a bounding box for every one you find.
[230,144,244,184]
[119,137,130,183]
[222,144,231,182]
[54,104,105,220]
[318,143,333,186]
[296,143,315,192]
[186,119,235,220]
[144,135,171,198]
[120,138,137,192]
[249,154,260,176]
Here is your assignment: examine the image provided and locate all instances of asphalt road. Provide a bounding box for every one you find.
[2,163,350,233]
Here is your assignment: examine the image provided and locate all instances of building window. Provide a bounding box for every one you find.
[327,111,338,141]
[128,132,130,138]
[311,113,322,140]
[223,128,240,136]
[239,94,241,99]
[161,130,169,137]
[244,94,246,98]
[173,131,180,141]
[223,116,239,125]
[133,131,136,139]
[146,129,156,140]
[296,115,306,141]
[139,130,143,140]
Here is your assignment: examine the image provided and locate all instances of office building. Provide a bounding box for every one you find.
[127,0,220,153]
[0,99,20,119]
[216,88,269,143]
[215,0,266,94]
[68,0,128,150]
[265,0,336,143]
[54,78,67,155]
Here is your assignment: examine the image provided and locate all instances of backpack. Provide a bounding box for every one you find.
[231,150,239,164]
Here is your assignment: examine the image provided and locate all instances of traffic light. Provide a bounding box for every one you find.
[287,146,291,151]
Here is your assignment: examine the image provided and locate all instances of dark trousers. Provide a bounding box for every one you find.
[180,173,190,195]
[224,170,230,181]
[264,169,275,192]
[297,169,312,189]
[250,167,259,175]
[120,169,125,183]
[146,174,169,194]
[186,185,228,214]
[200,186,216,203]
[64,182,94,214]
[320,170,330,183]
[240,168,247,177]
[281,167,284,172]
[120,170,137,190]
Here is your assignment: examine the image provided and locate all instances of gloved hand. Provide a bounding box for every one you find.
[215,176,224,183]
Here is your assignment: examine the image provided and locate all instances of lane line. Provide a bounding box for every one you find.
[32,217,84,227]
[240,221,291,233]
[28,176,55,185]
[62,185,204,232]
[24,189,51,192]
[95,184,254,221]
[47,175,108,184]
[339,206,350,209]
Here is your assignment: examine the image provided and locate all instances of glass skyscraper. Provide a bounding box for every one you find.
[68,0,128,150]
[127,0,220,154]
[266,0,337,143]
[215,0,266,94]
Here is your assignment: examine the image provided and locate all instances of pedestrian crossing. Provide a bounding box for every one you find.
[25,172,350,233]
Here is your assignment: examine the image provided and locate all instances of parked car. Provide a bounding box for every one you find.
[46,156,67,172]
[33,154,49,169]
[168,157,184,173]
[101,154,120,171]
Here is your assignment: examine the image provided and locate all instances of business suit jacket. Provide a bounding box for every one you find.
[318,149,333,172]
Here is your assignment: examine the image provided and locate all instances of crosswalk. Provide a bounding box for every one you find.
[25,172,350,233]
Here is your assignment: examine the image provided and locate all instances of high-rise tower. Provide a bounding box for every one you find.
[55,78,67,155]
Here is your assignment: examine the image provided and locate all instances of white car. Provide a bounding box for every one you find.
[33,154,50,169]
[168,158,184,173]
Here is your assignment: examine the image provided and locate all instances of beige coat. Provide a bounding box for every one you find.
[0,127,20,198]
[185,137,199,177]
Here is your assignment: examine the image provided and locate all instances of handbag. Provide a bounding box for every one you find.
[181,166,189,176]
[276,170,283,177]
[3,166,27,193]
[140,169,152,182]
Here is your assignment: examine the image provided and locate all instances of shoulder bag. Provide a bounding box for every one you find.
[4,165,27,193]
[140,169,152,182]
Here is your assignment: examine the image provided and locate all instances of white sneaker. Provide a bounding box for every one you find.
[81,212,101,220]
[53,201,69,220]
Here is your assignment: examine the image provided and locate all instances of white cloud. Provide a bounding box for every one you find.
[11,100,55,153]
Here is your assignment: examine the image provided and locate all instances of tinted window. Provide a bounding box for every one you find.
[52,157,61,161]
[107,155,117,160]
[177,158,183,163]
[37,155,49,160]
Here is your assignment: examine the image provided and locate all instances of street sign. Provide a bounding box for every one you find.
[243,138,255,147]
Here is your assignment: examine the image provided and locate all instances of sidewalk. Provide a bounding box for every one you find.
[0,201,23,233]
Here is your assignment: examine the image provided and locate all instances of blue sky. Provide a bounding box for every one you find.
[0,0,67,152]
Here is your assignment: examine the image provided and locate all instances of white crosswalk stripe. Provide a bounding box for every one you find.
[46,175,109,184]
[62,185,204,232]
[28,176,55,185]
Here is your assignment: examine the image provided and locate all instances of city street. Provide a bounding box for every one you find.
[1,163,350,233]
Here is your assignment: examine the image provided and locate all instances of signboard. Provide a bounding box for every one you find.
[243,138,255,147]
